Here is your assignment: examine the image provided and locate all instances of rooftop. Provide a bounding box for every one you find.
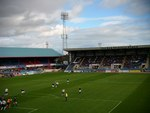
[64,45,150,52]
[0,47,62,58]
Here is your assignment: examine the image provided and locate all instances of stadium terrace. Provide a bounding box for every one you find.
[0,47,64,77]
[64,45,150,73]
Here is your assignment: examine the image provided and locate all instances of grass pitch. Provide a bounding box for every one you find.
[0,72,150,113]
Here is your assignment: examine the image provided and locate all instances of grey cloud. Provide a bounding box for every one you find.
[0,0,25,17]
[0,0,67,17]
[0,0,88,37]
[100,0,150,15]
[100,0,128,8]
[125,0,150,15]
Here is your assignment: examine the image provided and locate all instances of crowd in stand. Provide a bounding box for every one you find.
[0,67,44,78]
[124,55,147,69]
[66,55,148,72]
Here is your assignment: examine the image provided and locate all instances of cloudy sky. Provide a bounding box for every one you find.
[0,0,150,53]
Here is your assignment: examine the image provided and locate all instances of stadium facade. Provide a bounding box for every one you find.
[0,47,63,76]
[64,45,150,73]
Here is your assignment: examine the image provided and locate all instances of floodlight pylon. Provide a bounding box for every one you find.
[61,12,68,52]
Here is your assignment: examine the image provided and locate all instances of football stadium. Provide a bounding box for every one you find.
[0,45,150,113]
[0,0,150,113]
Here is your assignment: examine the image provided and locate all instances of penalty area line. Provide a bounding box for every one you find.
[108,101,122,113]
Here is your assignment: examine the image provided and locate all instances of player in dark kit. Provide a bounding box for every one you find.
[52,83,55,88]
[67,79,69,84]
[13,97,17,106]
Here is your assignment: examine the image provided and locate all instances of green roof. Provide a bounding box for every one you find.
[0,47,62,58]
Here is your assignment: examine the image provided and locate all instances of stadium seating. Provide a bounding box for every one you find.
[65,54,148,72]
[124,55,147,69]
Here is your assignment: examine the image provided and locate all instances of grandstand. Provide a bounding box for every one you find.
[0,47,63,76]
[64,45,150,73]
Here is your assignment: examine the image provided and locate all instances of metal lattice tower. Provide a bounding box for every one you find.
[61,12,68,51]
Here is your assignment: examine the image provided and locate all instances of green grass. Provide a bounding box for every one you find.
[0,72,150,113]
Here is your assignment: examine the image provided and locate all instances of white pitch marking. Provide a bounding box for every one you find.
[26,93,60,98]
[27,93,120,102]
[69,97,120,102]
[28,108,38,113]
[13,107,35,110]
[13,107,38,113]
[108,101,122,113]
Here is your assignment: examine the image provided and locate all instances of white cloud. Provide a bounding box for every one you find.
[71,15,131,23]
[39,25,62,37]
[70,17,86,23]
[69,5,83,19]
[67,18,150,48]
[68,0,93,19]
[101,21,122,26]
